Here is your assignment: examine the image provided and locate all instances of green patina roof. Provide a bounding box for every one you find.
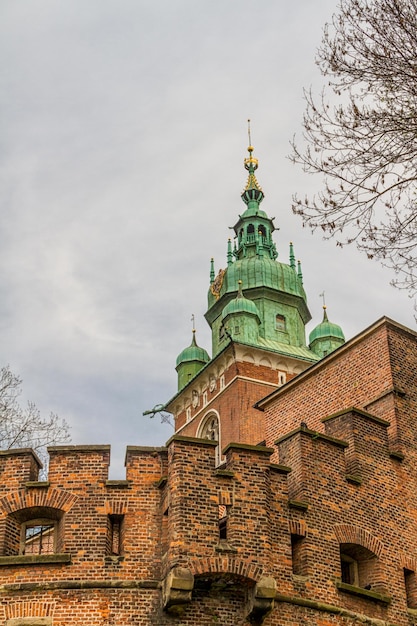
[224,257,306,301]
[309,307,345,343]
[222,281,261,321]
[243,337,320,363]
[176,331,210,368]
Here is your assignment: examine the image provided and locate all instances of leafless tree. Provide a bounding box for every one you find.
[291,0,417,295]
[0,365,70,475]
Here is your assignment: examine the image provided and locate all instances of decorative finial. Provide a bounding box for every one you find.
[245,119,257,170]
[248,118,253,150]
[319,292,329,321]
[297,260,303,284]
[242,119,264,206]
[191,313,195,333]
[289,242,296,270]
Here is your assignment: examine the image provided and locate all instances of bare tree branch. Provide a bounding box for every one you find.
[0,366,70,477]
[291,0,417,295]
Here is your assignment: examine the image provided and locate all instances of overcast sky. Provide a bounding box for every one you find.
[1,0,414,477]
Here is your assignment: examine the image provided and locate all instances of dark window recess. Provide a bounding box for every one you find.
[404,568,417,608]
[218,505,228,540]
[339,544,381,590]
[291,534,307,576]
[276,314,286,332]
[108,514,124,556]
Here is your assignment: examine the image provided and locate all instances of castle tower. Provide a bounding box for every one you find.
[206,142,314,360]
[166,135,344,457]
[309,304,346,358]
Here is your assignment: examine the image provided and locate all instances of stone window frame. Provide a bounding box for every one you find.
[340,552,359,587]
[20,518,58,556]
[278,370,286,386]
[197,411,221,466]
[4,506,64,558]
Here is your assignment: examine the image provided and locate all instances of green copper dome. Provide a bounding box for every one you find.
[176,331,210,367]
[222,281,261,321]
[175,330,210,391]
[309,307,345,343]
[224,257,307,301]
[309,306,345,358]
[206,139,313,358]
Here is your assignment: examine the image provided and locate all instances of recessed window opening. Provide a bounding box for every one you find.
[341,553,359,586]
[291,534,307,576]
[340,543,378,589]
[218,505,229,541]
[108,514,124,556]
[278,371,286,386]
[404,568,417,608]
[22,520,55,555]
[275,314,286,332]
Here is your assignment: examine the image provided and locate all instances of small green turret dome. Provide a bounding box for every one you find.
[176,331,210,368]
[309,306,345,358]
[175,330,210,391]
[222,281,260,322]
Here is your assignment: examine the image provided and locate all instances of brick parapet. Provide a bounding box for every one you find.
[0,449,42,487]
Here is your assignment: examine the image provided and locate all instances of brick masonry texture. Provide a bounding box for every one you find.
[1,318,417,624]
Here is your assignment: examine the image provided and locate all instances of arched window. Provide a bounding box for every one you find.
[247,223,255,243]
[200,415,219,441]
[198,412,221,466]
[4,507,63,556]
[258,225,266,240]
[340,543,380,590]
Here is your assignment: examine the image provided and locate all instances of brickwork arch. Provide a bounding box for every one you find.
[2,600,55,622]
[104,500,128,515]
[333,524,385,558]
[289,519,307,537]
[400,552,417,572]
[188,556,264,582]
[0,488,78,516]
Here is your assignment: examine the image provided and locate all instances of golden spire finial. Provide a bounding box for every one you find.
[244,118,258,173]
[247,119,253,152]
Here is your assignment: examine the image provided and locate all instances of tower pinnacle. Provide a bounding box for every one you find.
[242,121,264,207]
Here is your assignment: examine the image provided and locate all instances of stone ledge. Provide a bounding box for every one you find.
[389,450,405,461]
[336,581,391,604]
[214,469,234,478]
[105,480,130,488]
[0,553,71,566]
[0,579,160,592]
[275,592,396,625]
[276,428,348,449]
[269,463,292,474]
[346,474,362,485]
[25,481,50,488]
[223,442,275,455]
[289,500,309,511]
[215,542,238,553]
